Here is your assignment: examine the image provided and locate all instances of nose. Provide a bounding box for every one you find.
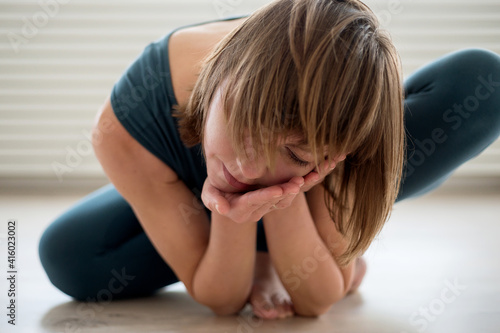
[236,153,267,181]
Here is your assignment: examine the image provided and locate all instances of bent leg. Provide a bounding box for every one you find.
[397,48,500,202]
[39,183,179,301]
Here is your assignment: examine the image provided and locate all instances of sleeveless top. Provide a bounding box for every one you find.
[110,15,248,197]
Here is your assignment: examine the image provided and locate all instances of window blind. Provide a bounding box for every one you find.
[1,0,499,189]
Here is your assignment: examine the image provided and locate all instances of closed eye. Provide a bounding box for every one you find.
[286,147,310,167]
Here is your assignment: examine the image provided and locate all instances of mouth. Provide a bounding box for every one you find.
[223,164,253,191]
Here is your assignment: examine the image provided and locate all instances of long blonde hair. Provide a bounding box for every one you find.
[173,0,405,266]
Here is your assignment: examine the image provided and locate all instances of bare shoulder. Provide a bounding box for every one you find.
[91,18,248,201]
[168,17,248,105]
[92,95,180,199]
[92,96,213,294]
[169,17,248,52]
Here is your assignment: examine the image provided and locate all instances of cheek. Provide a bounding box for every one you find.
[270,158,313,183]
[203,122,233,159]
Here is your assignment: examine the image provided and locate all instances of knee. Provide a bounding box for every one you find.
[450,48,500,73]
[443,48,500,93]
[450,49,500,128]
[39,221,63,281]
[39,220,93,301]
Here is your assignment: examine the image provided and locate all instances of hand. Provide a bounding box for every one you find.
[201,154,345,223]
[299,156,344,192]
[201,176,305,224]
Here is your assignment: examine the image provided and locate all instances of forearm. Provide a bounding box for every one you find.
[192,210,256,315]
[263,192,355,316]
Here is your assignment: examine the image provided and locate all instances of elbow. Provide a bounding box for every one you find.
[196,296,247,316]
[209,303,246,317]
[183,282,241,316]
[293,300,335,318]
[189,270,250,317]
[292,289,345,318]
[288,256,362,317]
[192,286,248,317]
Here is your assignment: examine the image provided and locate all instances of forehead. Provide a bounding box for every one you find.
[216,84,329,156]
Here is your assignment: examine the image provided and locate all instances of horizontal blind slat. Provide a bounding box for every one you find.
[1,0,499,181]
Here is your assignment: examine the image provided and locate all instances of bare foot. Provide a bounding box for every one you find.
[347,256,367,294]
[249,252,294,319]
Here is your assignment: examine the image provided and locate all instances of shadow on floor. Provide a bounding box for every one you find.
[40,290,411,333]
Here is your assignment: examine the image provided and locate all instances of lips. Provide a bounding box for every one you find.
[223,164,252,191]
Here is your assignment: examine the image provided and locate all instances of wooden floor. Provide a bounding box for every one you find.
[1,177,499,332]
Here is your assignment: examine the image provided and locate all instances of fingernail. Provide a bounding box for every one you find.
[263,303,273,311]
[215,204,221,214]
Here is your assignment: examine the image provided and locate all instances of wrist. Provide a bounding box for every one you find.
[211,208,258,232]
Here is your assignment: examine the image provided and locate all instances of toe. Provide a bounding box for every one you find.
[348,257,367,293]
[250,293,279,319]
[254,304,279,319]
[271,294,294,319]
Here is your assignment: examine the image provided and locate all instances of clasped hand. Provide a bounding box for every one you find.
[201,159,338,224]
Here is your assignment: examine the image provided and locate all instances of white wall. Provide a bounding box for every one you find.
[1,0,499,189]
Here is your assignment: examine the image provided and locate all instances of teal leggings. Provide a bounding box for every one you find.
[39,48,500,301]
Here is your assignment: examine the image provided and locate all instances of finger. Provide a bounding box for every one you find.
[277,178,303,196]
[337,154,347,162]
[202,183,229,214]
[244,176,304,208]
[300,174,324,193]
[222,188,282,223]
[252,198,282,218]
[301,160,336,189]
[253,177,303,210]
[289,176,305,188]
[272,188,300,209]
[302,170,321,189]
[318,159,337,175]
[244,185,283,207]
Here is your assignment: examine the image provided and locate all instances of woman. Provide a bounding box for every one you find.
[39,0,500,319]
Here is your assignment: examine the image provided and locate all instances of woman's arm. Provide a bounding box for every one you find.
[193,172,305,314]
[262,185,357,317]
[93,96,256,315]
[191,209,257,315]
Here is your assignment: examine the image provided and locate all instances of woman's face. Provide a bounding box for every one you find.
[202,87,341,193]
